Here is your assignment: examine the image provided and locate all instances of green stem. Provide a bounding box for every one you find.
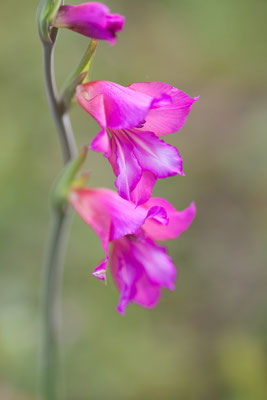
[43,42,77,163]
[41,39,77,399]
[42,209,71,400]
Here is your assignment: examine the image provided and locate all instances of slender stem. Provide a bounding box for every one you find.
[42,209,71,400]
[43,42,77,163]
[41,40,78,399]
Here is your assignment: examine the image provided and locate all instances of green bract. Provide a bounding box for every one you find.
[60,39,98,110]
[37,0,62,43]
[52,147,88,211]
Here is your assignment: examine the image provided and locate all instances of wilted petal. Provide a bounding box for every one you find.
[129,82,198,135]
[53,3,125,44]
[142,199,196,241]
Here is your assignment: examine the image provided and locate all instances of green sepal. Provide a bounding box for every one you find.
[60,39,98,110]
[52,146,88,211]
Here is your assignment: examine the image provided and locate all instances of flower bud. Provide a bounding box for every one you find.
[52,2,125,44]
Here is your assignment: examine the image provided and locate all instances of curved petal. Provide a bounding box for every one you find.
[90,128,111,156]
[110,238,143,314]
[128,82,188,102]
[69,188,169,280]
[90,129,173,205]
[92,256,109,281]
[110,235,176,314]
[129,236,176,290]
[109,134,142,201]
[125,129,184,178]
[146,206,168,225]
[129,82,198,135]
[142,199,196,241]
[53,3,125,44]
[129,171,157,206]
[76,81,154,129]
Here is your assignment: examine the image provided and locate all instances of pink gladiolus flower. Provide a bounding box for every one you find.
[52,2,125,44]
[69,187,196,314]
[76,81,198,205]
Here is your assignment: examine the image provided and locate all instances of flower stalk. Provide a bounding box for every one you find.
[42,207,71,400]
[43,41,77,163]
[40,15,77,400]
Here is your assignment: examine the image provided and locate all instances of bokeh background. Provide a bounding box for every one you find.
[1,0,267,399]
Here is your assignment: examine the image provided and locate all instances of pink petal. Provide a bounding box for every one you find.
[128,82,186,101]
[76,81,154,129]
[69,188,169,280]
[125,128,184,178]
[110,236,171,314]
[70,188,146,241]
[110,234,176,314]
[53,3,125,44]
[69,189,111,281]
[104,128,183,204]
[146,206,168,225]
[110,239,143,314]
[142,199,196,241]
[91,128,160,205]
[129,82,198,136]
[128,236,177,290]
[132,272,161,310]
[90,128,111,156]
[109,135,142,201]
[129,171,157,206]
[92,257,109,281]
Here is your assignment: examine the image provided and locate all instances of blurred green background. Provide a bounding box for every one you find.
[0,0,267,399]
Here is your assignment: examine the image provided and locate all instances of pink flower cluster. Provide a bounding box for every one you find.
[70,188,196,315]
[54,2,198,314]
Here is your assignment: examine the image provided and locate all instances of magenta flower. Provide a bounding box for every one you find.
[52,2,125,44]
[76,81,198,205]
[69,187,196,314]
